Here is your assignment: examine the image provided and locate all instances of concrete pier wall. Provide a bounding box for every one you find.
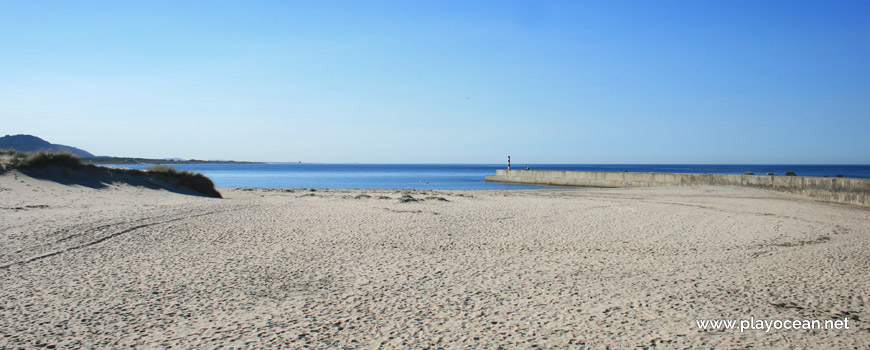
[485,169,870,206]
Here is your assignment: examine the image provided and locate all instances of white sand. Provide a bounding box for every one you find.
[1,170,868,348]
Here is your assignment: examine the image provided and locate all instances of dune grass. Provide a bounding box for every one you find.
[4,149,92,170]
[146,164,222,198]
[1,149,221,198]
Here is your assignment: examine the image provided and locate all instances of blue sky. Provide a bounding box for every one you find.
[1,1,868,163]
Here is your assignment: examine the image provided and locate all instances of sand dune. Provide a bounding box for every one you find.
[1,171,868,348]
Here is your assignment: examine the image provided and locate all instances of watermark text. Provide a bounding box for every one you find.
[696,317,850,332]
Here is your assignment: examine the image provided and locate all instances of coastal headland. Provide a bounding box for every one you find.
[1,168,868,348]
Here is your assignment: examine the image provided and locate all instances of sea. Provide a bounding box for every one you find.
[105,164,870,190]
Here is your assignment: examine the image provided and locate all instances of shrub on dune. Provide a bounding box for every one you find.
[146,165,222,198]
[0,149,19,156]
[0,150,221,198]
[7,150,90,170]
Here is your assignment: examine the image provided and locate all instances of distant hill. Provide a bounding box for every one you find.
[86,156,260,165]
[0,134,259,164]
[0,134,94,158]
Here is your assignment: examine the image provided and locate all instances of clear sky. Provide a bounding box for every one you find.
[1,1,868,163]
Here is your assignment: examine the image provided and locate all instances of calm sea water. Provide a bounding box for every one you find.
[107,164,870,190]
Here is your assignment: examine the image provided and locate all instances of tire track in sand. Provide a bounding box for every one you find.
[0,207,244,270]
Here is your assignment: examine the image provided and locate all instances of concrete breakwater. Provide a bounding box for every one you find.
[486,169,870,206]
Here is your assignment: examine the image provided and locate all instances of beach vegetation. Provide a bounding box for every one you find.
[0,149,221,198]
[785,171,797,176]
[146,165,222,198]
[6,149,91,170]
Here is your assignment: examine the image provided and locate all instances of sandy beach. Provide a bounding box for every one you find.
[1,170,868,348]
